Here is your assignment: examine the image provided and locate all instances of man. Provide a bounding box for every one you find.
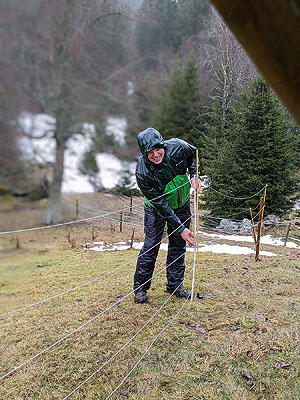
[134,128,201,304]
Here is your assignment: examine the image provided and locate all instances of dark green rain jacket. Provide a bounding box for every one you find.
[135,128,200,233]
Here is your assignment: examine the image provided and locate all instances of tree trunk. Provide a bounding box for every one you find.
[44,134,66,224]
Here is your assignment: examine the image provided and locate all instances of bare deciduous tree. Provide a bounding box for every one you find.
[200,11,257,134]
[3,0,134,223]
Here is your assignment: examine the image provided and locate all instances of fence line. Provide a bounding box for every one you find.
[61,198,110,216]
[200,201,260,221]
[0,183,268,236]
[103,234,274,398]
[104,298,189,400]
[200,205,265,229]
[0,214,192,318]
[98,214,143,229]
[2,180,298,397]
[1,221,273,392]
[2,199,293,319]
[61,196,145,220]
[208,185,267,200]
[104,243,260,399]
[0,181,190,236]
[66,205,144,229]
[62,270,192,400]
[118,193,145,205]
[0,238,192,380]
[0,213,104,235]
[2,196,293,320]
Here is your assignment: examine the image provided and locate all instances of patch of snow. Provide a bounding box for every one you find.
[293,199,300,210]
[105,117,127,146]
[95,153,136,189]
[199,231,299,249]
[127,81,134,96]
[18,112,56,137]
[17,112,95,193]
[86,241,278,256]
[17,112,137,193]
[191,244,277,256]
[19,134,56,164]
[289,237,300,242]
[18,113,56,163]
[95,153,122,189]
[62,132,96,193]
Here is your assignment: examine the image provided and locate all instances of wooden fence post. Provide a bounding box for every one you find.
[130,229,135,248]
[76,199,79,218]
[130,197,133,214]
[284,222,292,246]
[111,223,115,234]
[250,207,257,246]
[120,207,124,232]
[255,197,265,261]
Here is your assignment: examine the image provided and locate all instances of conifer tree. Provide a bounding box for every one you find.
[136,0,209,54]
[200,92,237,216]
[203,76,299,216]
[150,58,201,146]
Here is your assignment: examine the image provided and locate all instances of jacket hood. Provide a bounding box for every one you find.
[137,128,165,157]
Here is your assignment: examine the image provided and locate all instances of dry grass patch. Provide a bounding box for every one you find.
[0,196,299,399]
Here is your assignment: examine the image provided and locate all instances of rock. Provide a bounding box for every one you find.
[239,218,253,233]
[217,219,239,233]
[263,214,280,228]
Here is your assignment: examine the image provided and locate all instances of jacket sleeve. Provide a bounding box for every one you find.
[136,173,186,233]
[180,140,200,178]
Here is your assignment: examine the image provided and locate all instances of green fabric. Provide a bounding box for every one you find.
[145,174,190,209]
[136,129,199,231]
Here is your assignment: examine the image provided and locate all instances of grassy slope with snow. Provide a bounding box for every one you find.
[0,195,299,399]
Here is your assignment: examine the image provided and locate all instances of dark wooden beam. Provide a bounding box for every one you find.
[209,0,300,125]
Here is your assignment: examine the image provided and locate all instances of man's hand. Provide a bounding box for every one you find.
[180,228,195,246]
[191,176,201,192]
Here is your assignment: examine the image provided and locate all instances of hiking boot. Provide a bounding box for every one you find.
[167,285,191,299]
[134,290,148,304]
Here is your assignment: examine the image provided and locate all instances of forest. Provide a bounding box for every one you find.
[0,0,299,223]
[1,2,300,399]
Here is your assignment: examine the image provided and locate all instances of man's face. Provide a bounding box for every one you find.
[147,147,165,164]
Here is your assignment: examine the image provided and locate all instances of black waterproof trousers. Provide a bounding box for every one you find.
[134,200,191,292]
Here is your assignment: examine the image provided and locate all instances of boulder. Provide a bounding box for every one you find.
[217,219,239,234]
[263,214,280,228]
[240,218,253,233]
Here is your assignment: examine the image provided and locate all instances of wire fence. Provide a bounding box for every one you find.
[0,183,273,236]
[0,183,299,399]
[0,180,190,236]
[62,233,268,399]
[0,214,191,318]
[0,244,279,384]
[62,270,193,400]
[0,246,190,380]
[1,184,298,320]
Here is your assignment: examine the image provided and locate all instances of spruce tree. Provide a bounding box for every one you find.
[203,76,299,217]
[136,0,210,55]
[200,110,238,216]
[150,58,201,146]
[200,90,238,217]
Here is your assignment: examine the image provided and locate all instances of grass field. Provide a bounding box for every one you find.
[0,194,299,400]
